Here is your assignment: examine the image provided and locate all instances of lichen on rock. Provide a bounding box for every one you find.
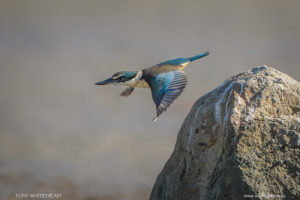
[150,66,300,200]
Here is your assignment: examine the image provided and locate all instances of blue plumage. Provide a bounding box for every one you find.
[145,70,187,121]
[188,52,209,62]
[159,58,190,66]
[158,52,209,66]
[95,52,209,121]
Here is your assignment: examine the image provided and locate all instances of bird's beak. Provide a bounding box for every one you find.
[95,78,116,85]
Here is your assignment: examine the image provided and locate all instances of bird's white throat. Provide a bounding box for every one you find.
[121,70,143,87]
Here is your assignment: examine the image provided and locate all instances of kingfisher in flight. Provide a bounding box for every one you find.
[95,52,209,121]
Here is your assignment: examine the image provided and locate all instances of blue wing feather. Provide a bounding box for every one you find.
[159,58,189,66]
[147,70,187,118]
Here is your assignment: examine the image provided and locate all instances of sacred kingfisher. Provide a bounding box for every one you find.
[95,52,209,121]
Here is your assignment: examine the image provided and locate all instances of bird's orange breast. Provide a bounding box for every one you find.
[133,80,150,88]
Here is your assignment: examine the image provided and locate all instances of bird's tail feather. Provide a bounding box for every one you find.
[188,52,209,62]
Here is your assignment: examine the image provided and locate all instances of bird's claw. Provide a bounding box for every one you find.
[152,117,158,122]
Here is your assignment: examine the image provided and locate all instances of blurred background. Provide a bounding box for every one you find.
[0,0,299,199]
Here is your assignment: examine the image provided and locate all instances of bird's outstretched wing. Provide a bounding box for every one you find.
[146,70,187,121]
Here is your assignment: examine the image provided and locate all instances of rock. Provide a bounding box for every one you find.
[150,66,300,200]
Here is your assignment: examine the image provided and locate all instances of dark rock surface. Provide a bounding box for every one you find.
[150,66,300,200]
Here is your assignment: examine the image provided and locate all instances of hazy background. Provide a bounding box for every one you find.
[0,0,299,199]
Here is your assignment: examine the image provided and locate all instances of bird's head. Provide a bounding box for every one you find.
[95,71,140,86]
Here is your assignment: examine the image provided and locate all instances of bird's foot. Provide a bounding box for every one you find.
[152,117,158,122]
